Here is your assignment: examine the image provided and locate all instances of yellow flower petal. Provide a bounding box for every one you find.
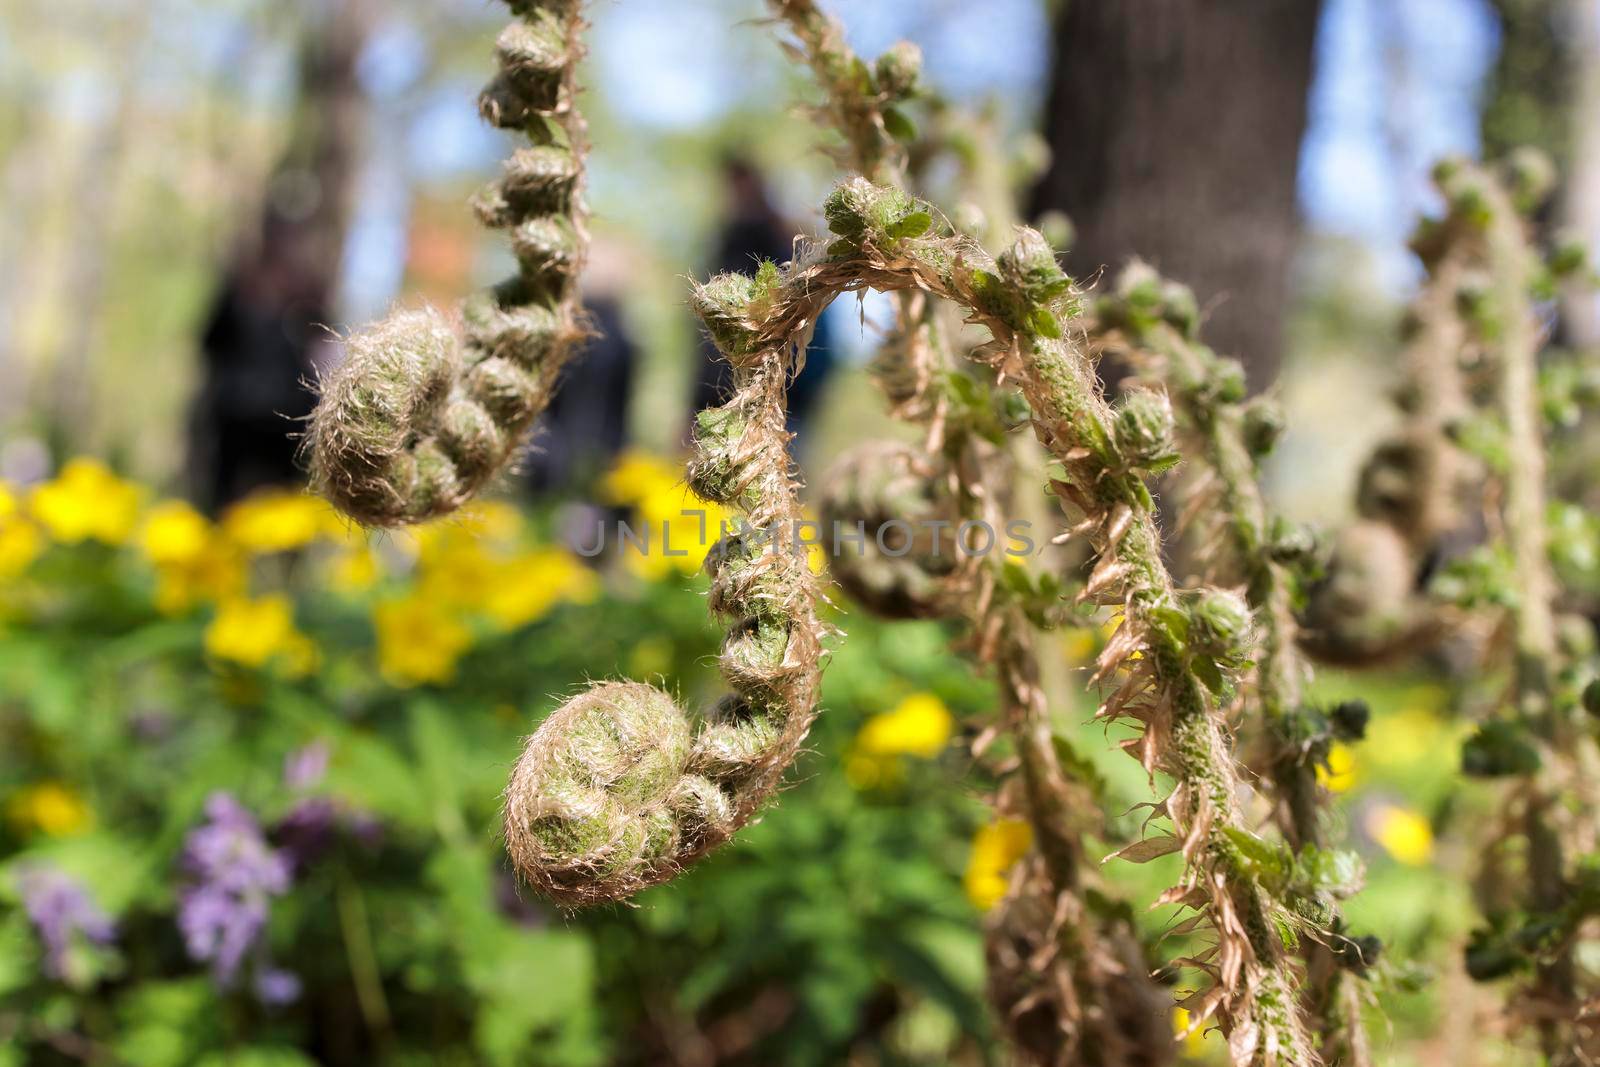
[856,693,953,759]
[29,459,143,545]
[204,595,302,669]
[964,818,1033,911]
[483,548,599,629]
[1367,803,1433,866]
[7,782,93,837]
[1317,742,1358,793]
[373,594,473,686]
[141,500,213,566]
[600,450,684,507]
[0,515,42,578]
[222,491,333,554]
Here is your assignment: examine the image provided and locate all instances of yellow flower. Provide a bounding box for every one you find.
[29,459,143,545]
[154,542,246,615]
[416,531,500,608]
[330,545,381,594]
[222,490,334,553]
[1317,742,1358,793]
[447,500,524,543]
[483,548,600,630]
[6,782,93,837]
[140,500,213,566]
[627,480,734,580]
[1171,1007,1209,1055]
[204,595,309,670]
[797,508,827,576]
[373,594,473,686]
[600,450,683,506]
[0,511,42,578]
[1367,803,1433,866]
[857,693,953,758]
[845,752,904,791]
[137,500,246,614]
[964,819,1033,911]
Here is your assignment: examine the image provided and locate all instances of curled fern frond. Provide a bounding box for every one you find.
[306,0,590,528]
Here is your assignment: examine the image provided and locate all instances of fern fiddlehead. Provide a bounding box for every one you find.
[307,0,590,528]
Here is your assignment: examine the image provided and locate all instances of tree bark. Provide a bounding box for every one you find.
[1028,1,1324,390]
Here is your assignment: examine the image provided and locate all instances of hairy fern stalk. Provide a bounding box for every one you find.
[301,3,1600,1065]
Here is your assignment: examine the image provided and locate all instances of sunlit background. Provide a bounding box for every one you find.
[1,1,1598,1064]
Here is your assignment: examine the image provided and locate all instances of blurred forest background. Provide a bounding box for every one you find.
[3,1,1600,1065]
[0,0,1593,514]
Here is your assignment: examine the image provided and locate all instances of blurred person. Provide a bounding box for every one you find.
[187,0,371,511]
[189,204,332,511]
[524,237,639,496]
[691,157,838,442]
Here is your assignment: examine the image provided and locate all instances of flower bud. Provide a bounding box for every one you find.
[874,41,922,99]
[1111,390,1176,468]
[1210,357,1248,404]
[1267,517,1318,566]
[686,403,751,505]
[999,227,1071,307]
[1241,397,1286,458]
[1188,589,1252,656]
[500,145,580,215]
[1504,146,1555,213]
[495,13,568,110]
[691,274,761,362]
[1159,280,1199,337]
[823,177,913,244]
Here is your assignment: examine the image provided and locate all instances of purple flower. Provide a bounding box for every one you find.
[177,792,297,1004]
[18,866,114,983]
[283,742,329,791]
[254,966,302,1006]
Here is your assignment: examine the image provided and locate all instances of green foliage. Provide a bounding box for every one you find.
[0,492,1009,1065]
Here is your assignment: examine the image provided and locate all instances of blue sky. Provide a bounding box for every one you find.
[326,0,1512,313]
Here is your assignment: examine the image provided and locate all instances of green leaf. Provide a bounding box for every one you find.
[113,979,219,1067]
[882,106,917,143]
[888,210,933,241]
[1191,656,1225,696]
[1028,306,1062,339]
[195,1050,318,1067]
[1297,847,1366,899]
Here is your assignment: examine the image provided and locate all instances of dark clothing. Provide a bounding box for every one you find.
[691,214,837,438]
[525,297,636,494]
[191,280,323,511]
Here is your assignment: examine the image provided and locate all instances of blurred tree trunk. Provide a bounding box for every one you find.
[188,0,374,509]
[1028,1,1324,390]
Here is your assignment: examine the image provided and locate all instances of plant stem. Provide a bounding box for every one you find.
[337,864,393,1040]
